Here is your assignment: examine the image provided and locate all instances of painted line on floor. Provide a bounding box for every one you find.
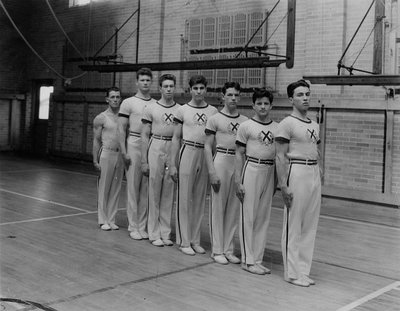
[0,208,126,226]
[336,281,400,311]
[0,188,91,212]
[42,261,214,309]
[0,211,95,226]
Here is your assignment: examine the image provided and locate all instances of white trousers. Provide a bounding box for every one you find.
[97,149,124,225]
[210,152,239,256]
[281,163,321,280]
[126,136,148,233]
[147,138,175,241]
[176,144,208,248]
[239,161,275,265]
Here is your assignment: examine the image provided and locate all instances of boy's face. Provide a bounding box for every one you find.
[160,79,175,100]
[136,74,152,92]
[190,83,206,101]
[252,97,272,118]
[223,87,240,109]
[290,86,310,113]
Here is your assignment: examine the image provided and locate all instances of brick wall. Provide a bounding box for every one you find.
[0,99,10,147]
[324,110,385,192]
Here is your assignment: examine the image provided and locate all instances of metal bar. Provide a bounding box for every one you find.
[303,75,400,86]
[93,8,138,58]
[80,57,285,72]
[286,0,296,68]
[235,0,280,58]
[339,64,376,75]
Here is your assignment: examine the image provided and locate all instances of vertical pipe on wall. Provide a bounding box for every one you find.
[286,0,295,69]
[158,0,166,83]
[373,0,385,74]
[340,0,348,94]
[136,0,141,64]
[383,109,394,195]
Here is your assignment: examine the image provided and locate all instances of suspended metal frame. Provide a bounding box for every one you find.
[79,0,296,73]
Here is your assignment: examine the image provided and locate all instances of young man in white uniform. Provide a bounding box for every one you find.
[204,82,248,265]
[170,75,218,256]
[141,74,179,247]
[235,88,278,275]
[118,68,156,240]
[275,79,322,287]
[93,87,124,231]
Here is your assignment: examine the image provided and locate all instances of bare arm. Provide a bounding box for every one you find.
[204,134,220,192]
[118,116,130,168]
[92,115,103,171]
[169,123,182,183]
[141,122,151,177]
[275,141,293,208]
[234,145,246,203]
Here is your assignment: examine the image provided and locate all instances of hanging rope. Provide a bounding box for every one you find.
[337,0,375,74]
[0,0,87,81]
[350,19,379,68]
[45,0,87,62]
[263,11,287,48]
[117,1,194,50]
[235,0,280,58]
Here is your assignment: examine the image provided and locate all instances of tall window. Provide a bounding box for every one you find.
[186,12,267,90]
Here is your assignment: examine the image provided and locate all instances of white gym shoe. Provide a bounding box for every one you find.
[162,239,173,246]
[109,223,119,230]
[256,263,271,274]
[213,254,228,265]
[225,253,241,264]
[180,246,195,256]
[191,244,206,254]
[100,224,111,231]
[129,231,142,240]
[139,231,149,239]
[151,239,164,247]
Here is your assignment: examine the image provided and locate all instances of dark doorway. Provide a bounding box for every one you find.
[32,80,54,156]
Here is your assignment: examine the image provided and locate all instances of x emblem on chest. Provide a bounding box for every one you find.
[196,113,206,122]
[308,129,317,141]
[230,122,239,132]
[164,113,174,122]
[261,130,273,142]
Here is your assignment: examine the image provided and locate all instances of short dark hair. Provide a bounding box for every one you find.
[105,86,120,97]
[189,74,208,88]
[136,67,153,80]
[252,88,273,104]
[222,81,241,94]
[159,74,176,87]
[287,79,310,98]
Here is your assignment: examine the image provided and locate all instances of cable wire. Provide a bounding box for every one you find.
[45,0,87,61]
[350,20,379,68]
[0,0,87,81]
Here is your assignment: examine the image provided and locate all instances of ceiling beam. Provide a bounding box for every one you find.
[79,57,285,73]
[303,75,400,86]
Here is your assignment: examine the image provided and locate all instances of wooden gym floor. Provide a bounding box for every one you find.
[0,152,399,311]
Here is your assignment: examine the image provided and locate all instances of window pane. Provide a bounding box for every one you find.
[203,18,216,47]
[39,86,54,120]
